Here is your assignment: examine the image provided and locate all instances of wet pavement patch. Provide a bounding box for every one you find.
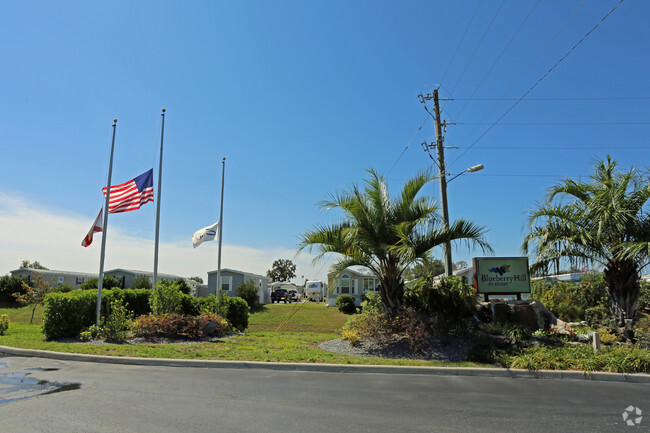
[0,370,80,405]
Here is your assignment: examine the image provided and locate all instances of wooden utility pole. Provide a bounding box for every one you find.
[419,89,452,276]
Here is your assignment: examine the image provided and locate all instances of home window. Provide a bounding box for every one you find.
[340,275,350,294]
[363,278,377,292]
[220,276,232,292]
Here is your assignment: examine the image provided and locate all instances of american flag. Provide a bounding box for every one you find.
[102,169,154,213]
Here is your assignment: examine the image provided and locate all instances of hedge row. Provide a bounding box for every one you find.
[42,289,248,340]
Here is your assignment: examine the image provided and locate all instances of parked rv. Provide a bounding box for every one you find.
[304,280,325,301]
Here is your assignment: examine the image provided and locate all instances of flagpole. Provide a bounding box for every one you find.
[96,119,117,325]
[216,157,225,294]
[153,108,165,286]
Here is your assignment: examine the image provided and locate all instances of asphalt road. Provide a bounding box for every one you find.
[0,356,647,433]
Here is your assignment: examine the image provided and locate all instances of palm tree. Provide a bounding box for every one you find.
[298,169,492,315]
[522,156,650,323]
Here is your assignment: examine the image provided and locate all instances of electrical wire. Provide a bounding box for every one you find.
[439,0,483,86]
[449,0,625,168]
[448,0,588,168]
[455,0,541,119]
[387,115,430,176]
[454,146,650,150]
[449,96,650,101]
[456,122,650,126]
[449,0,507,96]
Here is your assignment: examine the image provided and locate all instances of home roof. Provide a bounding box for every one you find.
[105,269,184,280]
[207,268,268,279]
[10,268,98,278]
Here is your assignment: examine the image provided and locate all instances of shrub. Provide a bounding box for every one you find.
[0,275,27,305]
[386,308,430,352]
[42,289,151,340]
[51,284,74,293]
[223,297,249,331]
[173,278,192,295]
[530,274,610,322]
[150,280,183,315]
[638,280,650,311]
[0,314,9,335]
[132,275,152,290]
[236,280,259,309]
[340,328,360,346]
[80,276,122,290]
[360,291,383,313]
[597,328,618,345]
[101,298,133,342]
[129,313,226,339]
[336,295,357,314]
[404,275,477,322]
[585,306,609,326]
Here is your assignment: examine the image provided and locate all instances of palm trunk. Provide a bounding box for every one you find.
[603,259,640,324]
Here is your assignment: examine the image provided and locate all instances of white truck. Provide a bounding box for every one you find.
[304,280,325,302]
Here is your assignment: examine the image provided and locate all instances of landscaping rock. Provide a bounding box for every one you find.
[202,322,222,337]
[481,299,560,331]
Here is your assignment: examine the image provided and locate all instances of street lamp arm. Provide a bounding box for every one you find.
[447,164,484,183]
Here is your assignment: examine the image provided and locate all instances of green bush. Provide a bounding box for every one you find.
[42,289,151,340]
[531,274,610,322]
[51,284,74,293]
[360,291,383,313]
[173,278,192,295]
[0,275,27,305]
[223,297,249,331]
[101,298,133,342]
[80,276,122,290]
[638,280,650,311]
[404,275,477,322]
[0,314,9,335]
[129,313,227,339]
[150,280,183,315]
[131,275,152,290]
[236,280,258,309]
[336,295,357,314]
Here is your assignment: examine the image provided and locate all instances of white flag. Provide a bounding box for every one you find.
[192,221,220,248]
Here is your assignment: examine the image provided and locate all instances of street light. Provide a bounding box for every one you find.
[440,163,484,276]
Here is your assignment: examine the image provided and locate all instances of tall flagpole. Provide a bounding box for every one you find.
[96,119,117,325]
[216,157,225,293]
[153,108,165,286]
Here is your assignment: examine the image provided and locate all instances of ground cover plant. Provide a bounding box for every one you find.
[2,301,649,372]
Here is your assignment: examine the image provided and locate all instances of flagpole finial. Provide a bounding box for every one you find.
[222,157,226,162]
[162,108,166,113]
[113,118,117,123]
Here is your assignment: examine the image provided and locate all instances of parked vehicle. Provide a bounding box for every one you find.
[288,289,300,302]
[305,281,325,301]
[271,289,291,303]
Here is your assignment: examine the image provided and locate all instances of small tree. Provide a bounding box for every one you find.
[266,259,297,282]
[132,275,153,290]
[80,276,122,291]
[13,272,52,323]
[188,276,204,284]
[236,280,259,309]
[0,275,27,305]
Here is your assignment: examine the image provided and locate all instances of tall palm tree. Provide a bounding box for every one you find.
[298,169,492,315]
[522,156,650,322]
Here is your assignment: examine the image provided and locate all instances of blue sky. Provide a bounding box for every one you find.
[1,1,648,282]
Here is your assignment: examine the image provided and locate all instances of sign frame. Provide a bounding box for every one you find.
[473,257,531,301]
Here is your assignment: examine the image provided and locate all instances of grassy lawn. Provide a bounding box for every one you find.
[0,303,480,367]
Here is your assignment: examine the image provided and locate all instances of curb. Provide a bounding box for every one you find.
[1,345,649,383]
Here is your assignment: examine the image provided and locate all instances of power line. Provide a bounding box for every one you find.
[448,0,588,166]
[449,96,650,101]
[455,0,541,118]
[387,115,430,176]
[456,122,650,126]
[439,0,483,86]
[449,0,625,168]
[450,0,506,96]
[454,146,650,150]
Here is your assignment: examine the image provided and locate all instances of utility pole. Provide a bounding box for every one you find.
[419,89,453,276]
